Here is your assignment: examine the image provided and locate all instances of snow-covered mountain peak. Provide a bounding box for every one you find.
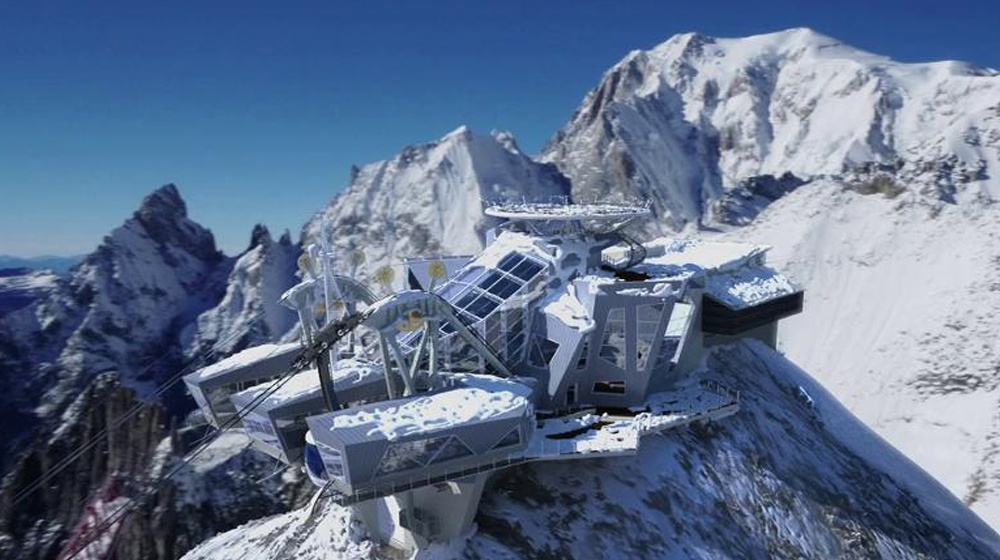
[247,223,274,252]
[543,27,1000,232]
[490,129,522,154]
[137,183,185,218]
[0,185,229,419]
[442,124,472,140]
[130,183,219,262]
[187,222,298,359]
[303,127,569,281]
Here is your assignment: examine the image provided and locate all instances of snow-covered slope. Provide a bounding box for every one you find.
[535,28,1000,529]
[304,126,570,285]
[0,268,59,316]
[0,186,306,560]
[0,185,299,449]
[720,179,1000,529]
[0,184,227,420]
[0,255,83,275]
[180,341,1000,559]
[542,27,1000,230]
[185,225,299,358]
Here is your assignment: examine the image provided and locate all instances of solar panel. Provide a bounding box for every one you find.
[399,251,547,354]
[456,290,479,309]
[450,266,488,287]
[466,295,500,318]
[476,270,504,291]
[496,253,521,271]
[509,259,543,281]
[488,276,520,298]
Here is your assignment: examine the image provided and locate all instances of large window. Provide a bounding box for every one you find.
[528,337,560,367]
[399,251,547,360]
[429,436,474,464]
[664,302,693,337]
[658,301,693,366]
[491,428,521,450]
[575,338,590,370]
[636,304,663,371]
[375,434,476,477]
[599,307,627,369]
[243,412,281,449]
[377,436,449,476]
[502,307,527,362]
[208,386,237,417]
[433,252,545,322]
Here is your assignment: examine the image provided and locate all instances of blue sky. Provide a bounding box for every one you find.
[2,0,997,257]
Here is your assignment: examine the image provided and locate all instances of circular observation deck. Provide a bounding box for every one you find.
[484,202,651,223]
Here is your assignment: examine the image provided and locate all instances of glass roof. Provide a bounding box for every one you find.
[435,252,544,323]
[402,251,546,340]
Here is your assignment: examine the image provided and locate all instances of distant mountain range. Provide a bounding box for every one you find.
[0,254,85,275]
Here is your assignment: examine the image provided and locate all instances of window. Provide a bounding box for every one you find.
[243,412,280,448]
[305,443,326,479]
[508,258,543,281]
[482,313,503,351]
[664,302,693,338]
[656,338,681,367]
[487,276,520,298]
[503,307,527,362]
[398,251,546,366]
[575,338,590,370]
[376,436,452,476]
[497,253,544,283]
[658,301,693,366]
[429,436,474,464]
[529,337,560,367]
[636,304,663,371]
[317,442,344,478]
[566,384,578,406]
[599,307,627,369]
[403,252,546,352]
[593,380,627,395]
[491,428,521,450]
[208,387,237,417]
[465,295,500,318]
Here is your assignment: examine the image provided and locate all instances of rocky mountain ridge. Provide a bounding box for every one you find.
[542,27,1000,230]
[302,126,571,287]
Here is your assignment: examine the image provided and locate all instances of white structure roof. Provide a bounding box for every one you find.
[641,239,769,276]
[484,202,650,222]
[705,266,798,309]
[187,343,301,382]
[317,373,533,442]
[232,358,384,409]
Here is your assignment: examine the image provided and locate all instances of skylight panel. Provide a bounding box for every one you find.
[509,259,544,281]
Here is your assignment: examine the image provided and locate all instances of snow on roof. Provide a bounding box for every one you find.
[578,274,616,292]
[641,239,769,277]
[233,358,384,408]
[484,202,650,222]
[187,343,301,382]
[542,283,594,331]
[325,373,532,442]
[476,230,553,269]
[706,267,798,309]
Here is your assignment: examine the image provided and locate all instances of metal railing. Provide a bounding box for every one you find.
[324,452,532,506]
